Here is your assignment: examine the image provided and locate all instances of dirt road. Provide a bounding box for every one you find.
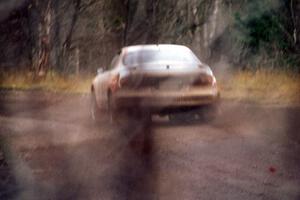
[0,90,299,200]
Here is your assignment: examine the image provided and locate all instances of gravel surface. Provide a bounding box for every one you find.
[0,90,299,200]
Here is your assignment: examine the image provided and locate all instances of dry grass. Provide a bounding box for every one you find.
[0,71,93,93]
[220,69,300,105]
[1,70,300,105]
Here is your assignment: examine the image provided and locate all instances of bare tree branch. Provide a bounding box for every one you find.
[63,0,81,50]
[79,0,97,13]
[290,0,297,45]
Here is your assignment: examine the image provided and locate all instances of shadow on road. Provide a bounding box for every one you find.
[109,115,157,200]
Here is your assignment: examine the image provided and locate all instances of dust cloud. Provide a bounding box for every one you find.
[1,83,299,199]
[0,91,158,199]
[0,0,299,199]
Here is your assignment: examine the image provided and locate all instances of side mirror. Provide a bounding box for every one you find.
[97,67,104,74]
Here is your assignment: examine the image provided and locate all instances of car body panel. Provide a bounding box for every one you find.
[91,44,220,113]
[114,87,219,108]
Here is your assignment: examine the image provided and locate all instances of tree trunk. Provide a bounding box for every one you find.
[61,0,81,74]
[53,0,63,72]
[123,0,131,46]
[145,0,158,43]
[31,0,53,80]
[75,47,80,75]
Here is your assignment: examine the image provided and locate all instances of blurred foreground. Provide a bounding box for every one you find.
[0,90,299,199]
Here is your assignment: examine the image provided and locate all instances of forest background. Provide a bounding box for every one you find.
[0,0,299,104]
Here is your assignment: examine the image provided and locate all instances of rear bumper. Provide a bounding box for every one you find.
[113,87,220,111]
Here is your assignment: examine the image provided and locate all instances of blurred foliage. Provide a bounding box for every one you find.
[102,0,126,32]
[230,0,300,70]
[0,0,299,74]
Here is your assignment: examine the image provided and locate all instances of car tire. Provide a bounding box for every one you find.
[132,109,152,124]
[169,112,194,123]
[107,92,123,125]
[91,93,102,123]
[107,92,152,125]
[199,104,219,122]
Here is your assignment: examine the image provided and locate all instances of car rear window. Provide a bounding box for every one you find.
[123,48,200,66]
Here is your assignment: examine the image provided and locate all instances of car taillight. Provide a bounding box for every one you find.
[119,76,130,88]
[193,74,215,86]
[109,73,120,92]
[119,74,142,89]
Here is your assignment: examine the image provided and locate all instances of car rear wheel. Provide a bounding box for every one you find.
[91,93,102,123]
[168,105,219,123]
[197,104,219,122]
[169,112,194,123]
[107,92,125,125]
[107,95,152,125]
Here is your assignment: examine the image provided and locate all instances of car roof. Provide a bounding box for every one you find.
[122,44,191,53]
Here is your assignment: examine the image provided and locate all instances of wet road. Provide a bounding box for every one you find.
[0,90,299,200]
